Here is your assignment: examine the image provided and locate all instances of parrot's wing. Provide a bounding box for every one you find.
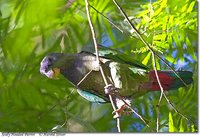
[65,77,109,103]
[81,44,148,70]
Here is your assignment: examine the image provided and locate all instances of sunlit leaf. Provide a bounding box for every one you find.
[169,112,175,132]
[142,52,151,65]
[187,1,196,13]
[179,118,187,132]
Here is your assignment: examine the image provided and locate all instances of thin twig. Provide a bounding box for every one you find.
[89,5,124,33]
[151,50,164,132]
[112,0,188,87]
[57,70,94,131]
[150,32,165,132]
[85,0,121,132]
[151,39,189,123]
[162,93,189,121]
[38,69,93,120]
[151,53,188,131]
[113,93,150,128]
[77,70,93,86]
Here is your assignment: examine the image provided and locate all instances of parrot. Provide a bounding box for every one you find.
[40,45,193,116]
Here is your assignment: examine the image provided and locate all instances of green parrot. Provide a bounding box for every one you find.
[40,45,193,114]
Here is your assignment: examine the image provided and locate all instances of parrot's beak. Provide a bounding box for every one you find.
[44,68,60,79]
[40,67,60,79]
[40,56,60,79]
[51,68,60,79]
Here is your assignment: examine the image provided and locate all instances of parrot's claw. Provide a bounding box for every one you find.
[113,112,120,119]
[112,104,126,115]
[112,104,132,118]
[104,84,118,94]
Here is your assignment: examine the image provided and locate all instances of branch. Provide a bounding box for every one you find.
[149,32,164,132]
[85,0,121,132]
[38,70,93,121]
[151,34,190,124]
[151,49,163,132]
[77,70,93,86]
[112,93,150,127]
[89,5,124,34]
[151,43,189,131]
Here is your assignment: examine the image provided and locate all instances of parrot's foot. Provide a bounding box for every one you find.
[104,84,118,94]
[112,104,126,118]
[112,98,132,118]
[112,104,132,118]
[112,112,120,119]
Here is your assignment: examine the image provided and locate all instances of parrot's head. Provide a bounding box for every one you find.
[40,53,64,79]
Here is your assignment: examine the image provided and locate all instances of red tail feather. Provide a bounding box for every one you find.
[146,71,175,91]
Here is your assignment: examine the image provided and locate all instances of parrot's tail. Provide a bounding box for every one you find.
[145,70,193,91]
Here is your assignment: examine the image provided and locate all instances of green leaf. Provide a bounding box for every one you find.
[181,4,188,13]
[191,124,196,132]
[165,55,176,64]
[187,1,196,13]
[169,112,175,132]
[142,52,151,65]
[186,37,197,61]
[143,15,151,22]
[161,0,167,8]
[179,118,187,132]
[156,58,161,70]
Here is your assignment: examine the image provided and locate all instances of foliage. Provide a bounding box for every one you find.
[0,0,198,132]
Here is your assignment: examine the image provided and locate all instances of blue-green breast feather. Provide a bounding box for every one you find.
[77,89,108,103]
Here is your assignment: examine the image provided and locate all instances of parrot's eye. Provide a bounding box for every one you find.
[44,56,55,72]
[47,57,54,63]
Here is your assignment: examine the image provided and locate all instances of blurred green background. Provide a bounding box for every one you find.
[0,0,198,132]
